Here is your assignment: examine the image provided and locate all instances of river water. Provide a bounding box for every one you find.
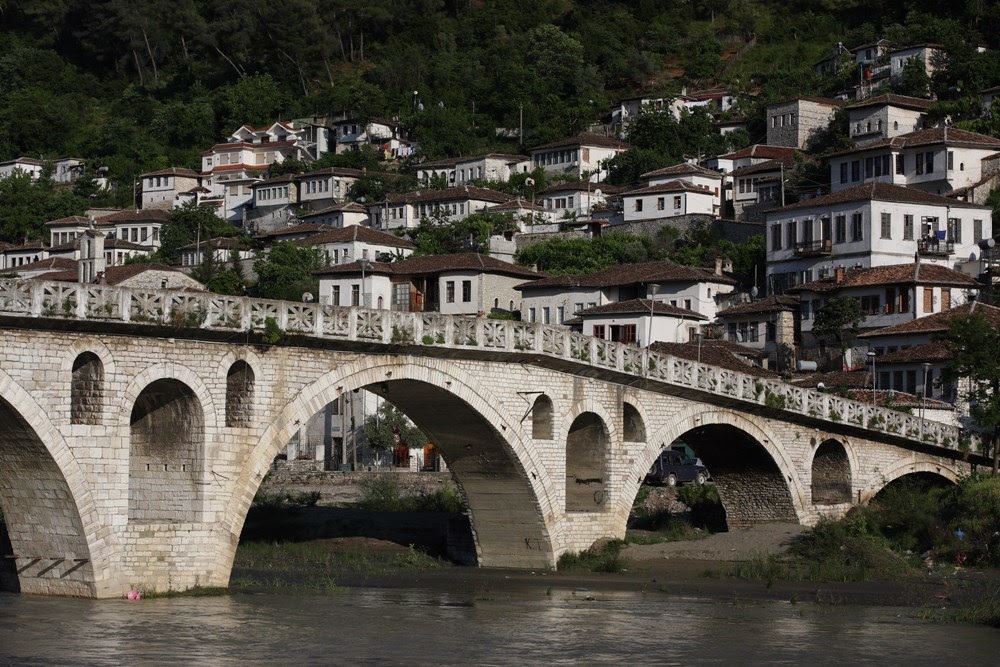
[1,587,997,665]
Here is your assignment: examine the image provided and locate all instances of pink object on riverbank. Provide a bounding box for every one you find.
[126,589,141,600]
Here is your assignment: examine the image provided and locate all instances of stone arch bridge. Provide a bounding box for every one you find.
[0,279,985,598]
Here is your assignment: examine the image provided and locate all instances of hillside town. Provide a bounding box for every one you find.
[2,35,1000,469]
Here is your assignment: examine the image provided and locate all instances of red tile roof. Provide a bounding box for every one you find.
[717,144,804,161]
[858,301,1000,338]
[829,126,1000,156]
[315,252,542,280]
[770,182,989,213]
[621,180,715,197]
[792,262,979,293]
[577,298,707,320]
[649,341,779,378]
[531,132,629,152]
[516,260,735,290]
[641,163,723,180]
[95,209,170,223]
[140,167,201,178]
[717,295,799,317]
[844,94,936,111]
[297,226,416,249]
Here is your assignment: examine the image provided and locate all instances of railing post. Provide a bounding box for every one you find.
[413,311,424,344]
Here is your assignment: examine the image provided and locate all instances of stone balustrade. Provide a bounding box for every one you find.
[0,278,979,455]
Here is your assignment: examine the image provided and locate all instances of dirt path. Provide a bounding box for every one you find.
[624,522,808,562]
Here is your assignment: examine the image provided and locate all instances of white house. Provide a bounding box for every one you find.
[94,209,170,252]
[247,174,298,232]
[828,126,1000,196]
[298,226,416,266]
[315,253,541,315]
[297,202,369,228]
[620,180,716,221]
[140,168,202,210]
[515,259,736,332]
[814,39,890,77]
[539,181,616,220]
[178,237,254,267]
[568,299,707,347]
[887,44,945,81]
[416,153,530,187]
[2,241,50,271]
[716,295,800,370]
[528,133,628,182]
[0,157,45,182]
[332,117,412,158]
[765,182,993,292]
[296,167,362,210]
[369,186,512,231]
[845,94,934,146]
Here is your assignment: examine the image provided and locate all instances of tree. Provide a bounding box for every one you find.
[937,312,1000,473]
[812,297,866,369]
[156,202,240,265]
[362,402,427,451]
[404,211,516,256]
[252,241,323,301]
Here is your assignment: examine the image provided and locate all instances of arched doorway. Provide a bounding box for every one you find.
[566,412,609,512]
[811,439,851,504]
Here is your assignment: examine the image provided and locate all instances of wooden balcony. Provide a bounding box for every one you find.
[793,239,832,257]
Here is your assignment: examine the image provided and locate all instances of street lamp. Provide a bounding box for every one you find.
[867,351,877,406]
[921,362,931,421]
[695,331,704,364]
[647,283,660,347]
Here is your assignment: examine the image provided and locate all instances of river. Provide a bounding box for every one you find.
[1,587,997,665]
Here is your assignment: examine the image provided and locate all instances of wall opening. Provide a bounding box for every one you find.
[531,394,553,440]
[70,352,104,425]
[129,379,204,522]
[225,361,255,427]
[622,402,645,442]
[565,412,609,512]
[811,439,851,504]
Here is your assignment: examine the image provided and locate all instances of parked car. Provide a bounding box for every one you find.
[644,449,710,487]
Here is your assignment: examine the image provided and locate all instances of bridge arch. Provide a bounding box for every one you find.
[809,438,854,505]
[226,355,560,572]
[0,369,114,596]
[62,338,117,425]
[864,460,959,504]
[622,401,647,443]
[639,405,809,529]
[531,394,554,440]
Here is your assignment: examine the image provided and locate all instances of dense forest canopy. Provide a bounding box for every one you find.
[3,0,1000,239]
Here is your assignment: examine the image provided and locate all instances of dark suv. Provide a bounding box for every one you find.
[644,449,710,487]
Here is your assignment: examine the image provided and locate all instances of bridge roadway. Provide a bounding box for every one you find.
[0,278,985,598]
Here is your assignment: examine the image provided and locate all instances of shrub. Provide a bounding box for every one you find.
[557,540,627,573]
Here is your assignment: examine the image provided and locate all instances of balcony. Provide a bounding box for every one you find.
[917,239,954,256]
[793,239,832,257]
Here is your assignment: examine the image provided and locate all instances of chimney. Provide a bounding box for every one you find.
[714,256,723,276]
[834,266,845,284]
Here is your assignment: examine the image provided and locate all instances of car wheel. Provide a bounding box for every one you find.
[695,472,707,485]
[666,473,677,487]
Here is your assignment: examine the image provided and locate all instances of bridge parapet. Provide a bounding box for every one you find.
[0,278,980,458]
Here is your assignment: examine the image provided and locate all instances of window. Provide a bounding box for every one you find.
[921,216,938,238]
[851,161,861,181]
[851,213,864,241]
[673,196,682,209]
[656,197,665,210]
[557,306,564,323]
[880,212,891,239]
[766,322,776,342]
[684,299,692,310]
[835,215,847,243]
[821,217,831,241]
[771,224,782,251]
[446,281,455,303]
[331,286,341,306]
[925,151,934,173]
[786,221,796,247]
[542,307,550,324]
[865,157,874,179]
[592,324,605,339]
[860,295,880,315]
[392,283,409,310]
[896,154,905,174]
[801,300,811,320]
[903,214,914,240]
[462,280,471,302]
[885,287,896,314]
[948,151,954,170]
[916,154,924,175]
[948,218,962,244]
[923,286,934,313]
[528,307,536,322]
[941,289,951,311]
[634,199,643,212]
[974,219,984,243]
[351,284,360,306]
[840,163,848,183]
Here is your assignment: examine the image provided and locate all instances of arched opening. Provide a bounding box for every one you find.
[622,402,645,442]
[674,423,797,529]
[0,396,94,595]
[811,439,851,504]
[71,352,104,425]
[226,361,255,427]
[129,379,204,522]
[565,412,609,513]
[532,394,553,440]
[873,471,951,504]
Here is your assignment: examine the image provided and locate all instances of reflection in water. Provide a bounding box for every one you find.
[1,589,997,665]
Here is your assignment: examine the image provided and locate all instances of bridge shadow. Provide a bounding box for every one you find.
[0,520,19,593]
[238,505,474,563]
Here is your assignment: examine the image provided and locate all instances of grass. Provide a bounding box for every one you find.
[557,540,628,573]
[916,584,1000,628]
[355,474,466,513]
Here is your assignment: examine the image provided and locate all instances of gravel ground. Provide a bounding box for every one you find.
[624,522,808,562]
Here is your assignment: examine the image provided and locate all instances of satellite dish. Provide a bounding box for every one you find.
[302,292,314,303]
[525,177,535,187]
[594,189,602,198]
[750,286,759,298]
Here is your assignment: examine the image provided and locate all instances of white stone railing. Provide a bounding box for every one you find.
[0,278,981,456]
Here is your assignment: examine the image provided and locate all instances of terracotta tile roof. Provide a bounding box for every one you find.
[716,144,804,161]
[297,226,416,249]
[844,94,936,111]
[95,209,170,223]
[540,180,624,194]
[641,163,723,180]
[829,126,1000,157]
[417,153,528,169]
[649,341,779,378]
[255,223,327,239]
[34,269,78,282]
[201,140,298,155]
[621,180,715,196]
[101,263,188,285]
[9,257,77,272]
[531,132,629,152]
[178,236,251,251]
[844,389,952,409]
[298,166,364,179]
[298,203,369,218]
[874,340,952,363]
[44,215,92,227]
[313,260,394,277]
[484,199,545,213]
[731,157,798,177]
[5,240,49,251]
[859,301,1000,338]
[717,295,799,317]
[577,298,707,320]
[770,182,990,213]
[252,173,297,187]
[792,262,980,293]
[790,370,869,389]
[516,260,735,290]
[140,167,200,178]
[770,96,844,107]
[315,253,541,279]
